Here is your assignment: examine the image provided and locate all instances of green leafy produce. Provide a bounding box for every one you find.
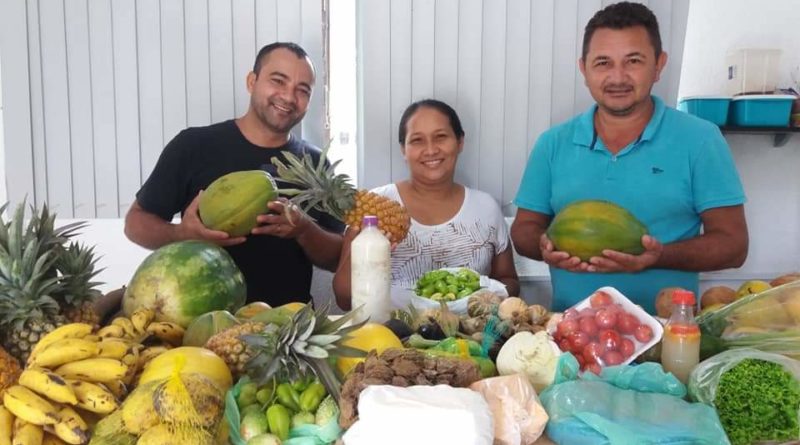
[714,358,800,445]
[415,268,481,301]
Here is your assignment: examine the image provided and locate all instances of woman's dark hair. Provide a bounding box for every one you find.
[582,2,662,60]
[398,99,465,145]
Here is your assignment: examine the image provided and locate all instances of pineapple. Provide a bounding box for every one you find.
[0,201,84,363]
[271,146,411,243]
[54,241,103,327]
[242,301,367,401]
[0,345,22,396]
[204,321,267,379]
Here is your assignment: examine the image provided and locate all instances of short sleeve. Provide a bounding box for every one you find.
[136,131,191,220]
[513,133,555,216]
[691,128,746,213]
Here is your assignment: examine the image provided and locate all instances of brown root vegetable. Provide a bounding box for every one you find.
[770,273,800,288]
[655,287,683,318]
[700,286,736,309]
[527,304,549,325]
[498,297,528,321]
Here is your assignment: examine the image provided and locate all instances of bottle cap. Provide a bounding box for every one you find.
[362,215,379,227]
[671,289,696,305]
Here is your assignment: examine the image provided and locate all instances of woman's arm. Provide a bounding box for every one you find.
[490,246,520,297]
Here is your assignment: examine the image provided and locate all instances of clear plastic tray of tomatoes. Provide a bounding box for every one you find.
[550,286,664,374]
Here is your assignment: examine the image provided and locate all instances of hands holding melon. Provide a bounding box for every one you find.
[178,192,248,247]
[540,233,662,273]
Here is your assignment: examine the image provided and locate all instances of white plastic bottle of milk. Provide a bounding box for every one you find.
[350,215,391,324]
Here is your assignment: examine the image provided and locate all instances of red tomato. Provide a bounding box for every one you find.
[557,318,580,337]
[590,291,613,308]
[579,316,599,336]
[558,338,571,353]
[582,342,603,364]
[595,309,618,330]
[634,324,654,343]
[619,338,635,358]
[579,307,597,318]
[603,350,625,366]
[568,331,591,352]
[617,312,640,335]
[563,308,580,320]
[585,363,602,375]
[576,354,586,369]
[599,329,621,351]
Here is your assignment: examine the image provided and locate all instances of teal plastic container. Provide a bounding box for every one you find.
[677,96,731,126]
[729,94,794,126]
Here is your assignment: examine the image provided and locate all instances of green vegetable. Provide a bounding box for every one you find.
[239,411,269,441]
[246,433,282,445]
[714,358,800,445]
[414,268,481,301]
[266,404,291,441]
[314,395,339,426]
[291,411,316,428]
[299,381,327,413]
[237,381,259,408]
[276,382,301,411]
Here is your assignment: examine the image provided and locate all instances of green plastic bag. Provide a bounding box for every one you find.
[539,353,729,445]
[225,377,342,445]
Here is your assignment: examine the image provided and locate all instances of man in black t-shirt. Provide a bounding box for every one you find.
[124,42,344,306]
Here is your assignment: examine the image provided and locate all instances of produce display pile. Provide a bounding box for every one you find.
[1,200,799,445]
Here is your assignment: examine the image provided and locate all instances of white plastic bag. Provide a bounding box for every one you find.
[470,374,549,445]
[342,385,494,445]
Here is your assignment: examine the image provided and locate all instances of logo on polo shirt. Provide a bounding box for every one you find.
[652,167,664,174]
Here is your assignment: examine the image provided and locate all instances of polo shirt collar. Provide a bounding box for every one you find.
[572,95,667,149]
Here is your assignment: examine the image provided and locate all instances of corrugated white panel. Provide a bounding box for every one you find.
[0,0,325,217]
[357,0,690,210]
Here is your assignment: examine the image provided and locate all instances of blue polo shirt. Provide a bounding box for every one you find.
[514,96,745,314]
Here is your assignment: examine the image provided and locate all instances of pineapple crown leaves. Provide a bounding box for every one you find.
[269,143,356,221]
[54,241,105,305]
[243,300,368,402]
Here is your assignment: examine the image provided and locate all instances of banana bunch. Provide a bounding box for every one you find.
[96,310,184,347]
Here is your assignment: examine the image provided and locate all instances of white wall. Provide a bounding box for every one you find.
[680,0,800,282]
[0,53,5,205]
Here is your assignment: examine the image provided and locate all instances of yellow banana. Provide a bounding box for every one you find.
[110,317,138,339]
[0,405,13,445]
[119,347,140,387]
[51,406,87,445]
[2,386,59,426]
[96,325,124,339]
[145,322,184,346]
[54,359,128,383]
[136,346,170,371]
[27,324,93,366]
[40,433,67,445]
[17,369,77,406]
[96,340,130,360]
[66,380,118,415]
[11,418,43,445]
[131,308,156,336]
[28,339,100,369]
[99,380,127,400]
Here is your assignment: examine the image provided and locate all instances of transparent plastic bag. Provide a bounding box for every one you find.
[470,374,548,445]
[539,354,729,445]
[687,348,800,445]
[698,281,800,360]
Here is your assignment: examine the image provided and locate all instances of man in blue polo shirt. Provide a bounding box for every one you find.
[510,2,748,314]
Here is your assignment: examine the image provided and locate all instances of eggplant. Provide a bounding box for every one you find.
[384,318,414,339]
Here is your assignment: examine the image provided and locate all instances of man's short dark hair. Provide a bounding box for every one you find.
[582,2,662,60]
[252,42,310,77]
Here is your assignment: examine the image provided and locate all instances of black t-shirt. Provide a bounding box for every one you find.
[136,120,344,305]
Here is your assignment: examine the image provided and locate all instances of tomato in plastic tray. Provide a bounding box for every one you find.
[551,286,663,373]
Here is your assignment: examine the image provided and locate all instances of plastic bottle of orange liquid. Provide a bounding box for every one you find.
[660,289,701,383]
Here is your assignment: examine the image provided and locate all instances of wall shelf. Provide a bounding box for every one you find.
[720,126,800,148]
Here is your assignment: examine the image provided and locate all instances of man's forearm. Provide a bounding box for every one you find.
[655,232,747,272]
[510,221,547,261]
[124,208,179,250]
[297,223,343,272]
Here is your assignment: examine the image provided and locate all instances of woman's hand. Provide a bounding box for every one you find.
[539,233,590,272]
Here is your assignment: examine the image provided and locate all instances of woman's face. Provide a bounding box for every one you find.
[402,107,464,185]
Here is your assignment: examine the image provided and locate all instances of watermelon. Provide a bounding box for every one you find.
[122,240,247,327]
[546,200,648,261]
[198,170,278,237]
